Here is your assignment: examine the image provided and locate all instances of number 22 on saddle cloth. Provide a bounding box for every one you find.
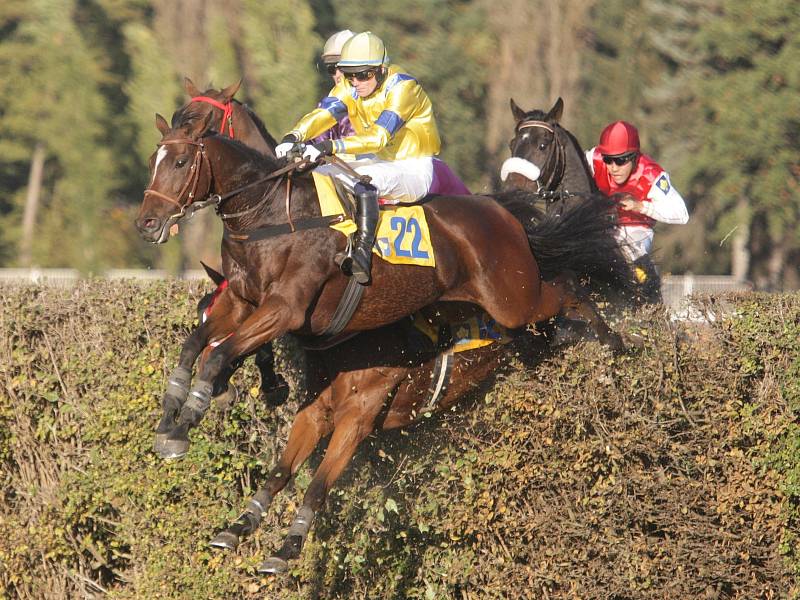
[312,172,436,268]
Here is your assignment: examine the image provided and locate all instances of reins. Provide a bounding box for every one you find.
[144,135,357,241]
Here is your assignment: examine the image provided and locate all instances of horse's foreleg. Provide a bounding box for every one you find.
[538,272,625,353]
[156,292,251,459]
[254,343,290,407]
[259,370,404,574]
[176,297,301,436]
[153,324,211,453]
[210,392,334,551]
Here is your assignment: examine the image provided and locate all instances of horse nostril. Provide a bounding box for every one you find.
[137,217,160,233]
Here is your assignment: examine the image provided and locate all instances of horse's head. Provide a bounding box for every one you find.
[501,97,565,193]
[173,78,240,134]
[135,111,215,243]
[174,78,278,157]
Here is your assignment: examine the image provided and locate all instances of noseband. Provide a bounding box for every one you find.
[143,139,209,220]
[513,119,566,193]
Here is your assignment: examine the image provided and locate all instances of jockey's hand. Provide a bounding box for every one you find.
[618,193,643,213]
[276,135,302,159]
[302,140,334,162]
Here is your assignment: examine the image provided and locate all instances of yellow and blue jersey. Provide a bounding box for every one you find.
[286,65,441,161]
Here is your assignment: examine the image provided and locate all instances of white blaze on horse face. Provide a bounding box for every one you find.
[149,146,169,186]
[500,157,541,182]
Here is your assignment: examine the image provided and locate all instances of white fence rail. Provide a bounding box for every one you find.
[0,269,752,309]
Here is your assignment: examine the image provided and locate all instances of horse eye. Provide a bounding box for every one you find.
[538,142,548,150]
[176,157,188,168]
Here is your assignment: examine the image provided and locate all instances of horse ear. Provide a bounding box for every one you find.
[184,77,202,98]
[155,113,170,136]
[186,109,215,139]
[510,98,527,123]
[200,261,226,285]
[546,97,564,123]
[221,79,242,101]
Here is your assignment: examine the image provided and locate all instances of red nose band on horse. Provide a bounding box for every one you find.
[190,96,235,138]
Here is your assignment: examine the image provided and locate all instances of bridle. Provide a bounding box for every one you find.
[143,139,210,223]
[142,135,330,235]
[512,119,567,194]
[190,96,235,138]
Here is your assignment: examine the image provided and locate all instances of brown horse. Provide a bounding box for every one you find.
[135,112,626,458]
[169,79,292,406]
[174,77,278,157]
[201,187,632,573]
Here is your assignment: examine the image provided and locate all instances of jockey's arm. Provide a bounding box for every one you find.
[332,77,423,156]
[639,172,689,224]
[286,87,350,142]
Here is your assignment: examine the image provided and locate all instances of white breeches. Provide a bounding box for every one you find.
[616,225,654,262]
[315,156,434,203]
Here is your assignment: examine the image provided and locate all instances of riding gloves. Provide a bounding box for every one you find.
[302,140,334,162]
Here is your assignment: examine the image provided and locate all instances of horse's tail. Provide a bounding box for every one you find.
[494,191,636,294]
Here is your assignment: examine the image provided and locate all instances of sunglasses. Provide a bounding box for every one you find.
[345,70,377,83]
[602,153,637,166]
[324,63,338,76]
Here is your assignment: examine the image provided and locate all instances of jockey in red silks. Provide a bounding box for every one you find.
[276,32,469,285]
[585,120,689,301]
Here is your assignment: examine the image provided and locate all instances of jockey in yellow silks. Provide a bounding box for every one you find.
[275,31,445,285]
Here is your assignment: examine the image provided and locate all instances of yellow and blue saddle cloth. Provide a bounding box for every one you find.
[312,172,436,268]
[410,311,514,353]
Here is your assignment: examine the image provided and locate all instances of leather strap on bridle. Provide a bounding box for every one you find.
[191,96,235,138]
[143,139,207,220]
[513,119,566,193]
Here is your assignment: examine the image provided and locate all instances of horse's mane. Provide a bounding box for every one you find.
[239,102,278,148]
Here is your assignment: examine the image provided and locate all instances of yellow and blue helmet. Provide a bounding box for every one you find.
[338,32,389,73]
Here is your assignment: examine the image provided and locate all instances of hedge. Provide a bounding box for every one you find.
[1,281,798,599]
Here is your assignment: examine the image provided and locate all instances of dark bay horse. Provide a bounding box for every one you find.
[199,187,632,573]
[136,113,626,458]
[169,79,291,405]
[501,97,657,305]
[501,97,596,198]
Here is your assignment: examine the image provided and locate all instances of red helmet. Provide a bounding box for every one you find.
[597,121,640,156]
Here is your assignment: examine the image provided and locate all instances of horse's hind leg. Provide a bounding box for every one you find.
[537,272,625,353]
[210,391,334,551]
[259,370,405,574]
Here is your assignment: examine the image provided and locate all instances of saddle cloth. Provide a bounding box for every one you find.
[312,172,436,268]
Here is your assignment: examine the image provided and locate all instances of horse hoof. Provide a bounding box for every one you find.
[263,383,290,407]
[156,437,189,459]
[258,556,289,575]
[153,432,169,454]
[209,530,240,551]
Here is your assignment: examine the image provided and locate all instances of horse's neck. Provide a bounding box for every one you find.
[234,104,278,157]
[557,128,596,194]
[209,138,319,228]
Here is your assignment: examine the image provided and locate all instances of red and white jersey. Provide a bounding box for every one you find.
[586,148,688,228]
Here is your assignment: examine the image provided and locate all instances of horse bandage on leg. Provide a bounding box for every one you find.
[183,380,214,414]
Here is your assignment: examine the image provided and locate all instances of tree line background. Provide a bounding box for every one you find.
[0,0,797,289]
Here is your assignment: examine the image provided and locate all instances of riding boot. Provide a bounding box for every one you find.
[339,182,379,285]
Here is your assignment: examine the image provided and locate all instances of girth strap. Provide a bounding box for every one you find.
[319,276,365,338]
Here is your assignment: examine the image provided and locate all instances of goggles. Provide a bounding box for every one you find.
[345,69,377,83]
[324,63,338,76]
[602,153,638,166]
